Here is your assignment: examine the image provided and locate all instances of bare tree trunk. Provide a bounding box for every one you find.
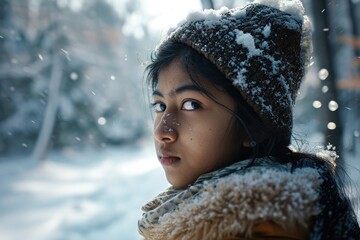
[310,0,344,166]
[348,0,360,58]
[32,55,63,162]
[345,0,360,153]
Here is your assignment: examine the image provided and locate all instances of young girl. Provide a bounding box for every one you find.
[138,0,360,239]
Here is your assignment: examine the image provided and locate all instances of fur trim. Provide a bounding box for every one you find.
[149,167,322,240]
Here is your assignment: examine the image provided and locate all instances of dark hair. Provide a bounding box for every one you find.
[146,41,293,162]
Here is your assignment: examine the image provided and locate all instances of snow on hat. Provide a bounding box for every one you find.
[157,0,312,134]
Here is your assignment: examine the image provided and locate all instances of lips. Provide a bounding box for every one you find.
[160,156,181,166]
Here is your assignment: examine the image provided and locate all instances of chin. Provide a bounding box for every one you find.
[167,177,187,189]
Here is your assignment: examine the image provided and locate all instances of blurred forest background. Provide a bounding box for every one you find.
[0,0,157,160]
[0,0,359,239]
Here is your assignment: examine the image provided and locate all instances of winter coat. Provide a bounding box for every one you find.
[138,156,360,240]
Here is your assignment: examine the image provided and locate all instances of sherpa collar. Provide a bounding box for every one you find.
[138,158,322,240]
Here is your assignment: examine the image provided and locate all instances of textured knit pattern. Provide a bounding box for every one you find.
[157,1,312,133]
[138,158,322,240]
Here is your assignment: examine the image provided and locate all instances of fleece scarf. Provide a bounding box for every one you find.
[138,157,323,240]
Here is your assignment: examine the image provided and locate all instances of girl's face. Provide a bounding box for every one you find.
[152,60,248,188]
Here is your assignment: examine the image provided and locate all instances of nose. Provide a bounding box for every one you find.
[154,113,178,143]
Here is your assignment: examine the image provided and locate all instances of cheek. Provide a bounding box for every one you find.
[181,126,194,145]
[181,112,236,153]
[186,122,220,150]
[201,117,238,152]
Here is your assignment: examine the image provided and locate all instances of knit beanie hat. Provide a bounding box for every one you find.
[156,0,312,135]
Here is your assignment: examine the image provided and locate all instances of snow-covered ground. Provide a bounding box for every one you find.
[0,141,169,240]
[0,140,359,240]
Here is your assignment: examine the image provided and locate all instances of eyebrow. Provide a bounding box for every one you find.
[152,84,203,97]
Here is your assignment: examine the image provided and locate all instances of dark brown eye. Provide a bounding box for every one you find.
[182,100,201,111]
[152,102,166,112]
